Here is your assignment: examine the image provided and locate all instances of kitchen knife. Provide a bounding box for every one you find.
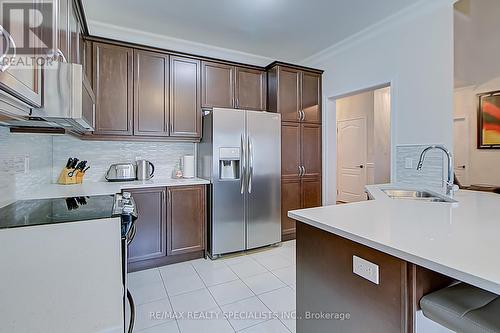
[66,158,73,168]
[70,158,79,169]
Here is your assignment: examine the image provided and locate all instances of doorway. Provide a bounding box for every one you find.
[336,86,391,203]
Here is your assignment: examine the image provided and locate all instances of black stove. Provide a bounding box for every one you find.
[0,195,118,229]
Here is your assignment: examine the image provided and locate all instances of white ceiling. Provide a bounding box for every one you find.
[82,0,419,62]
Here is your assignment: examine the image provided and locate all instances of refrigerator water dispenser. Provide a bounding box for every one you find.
[219,148,240,180]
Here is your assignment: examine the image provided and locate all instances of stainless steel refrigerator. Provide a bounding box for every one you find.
[198,108,281,257]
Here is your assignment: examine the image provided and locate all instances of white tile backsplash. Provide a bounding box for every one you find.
[396,145,444,190]
[0,127,53,202]
[52,136,195,182]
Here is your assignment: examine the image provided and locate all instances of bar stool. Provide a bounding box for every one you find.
[420,283,500,333]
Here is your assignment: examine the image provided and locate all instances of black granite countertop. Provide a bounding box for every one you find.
[0,195,116,229]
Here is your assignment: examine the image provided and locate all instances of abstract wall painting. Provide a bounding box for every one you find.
[478,91,500,149]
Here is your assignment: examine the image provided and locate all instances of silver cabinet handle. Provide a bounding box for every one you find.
[298,166,302,177]
[302,166,306,176]
[248,136,254,194]
[240,134,246,194]
[297,111,301,121]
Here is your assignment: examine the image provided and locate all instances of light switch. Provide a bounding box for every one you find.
[405,158,413,169]
[353,255,379,285]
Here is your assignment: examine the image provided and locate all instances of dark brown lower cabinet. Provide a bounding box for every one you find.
[281,178,301,239]
[126,185,206,272]
[296,222,455,333]
[167,186,206,255]
[127,187,167,263]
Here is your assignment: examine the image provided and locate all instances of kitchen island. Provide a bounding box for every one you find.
[289,185,500,332]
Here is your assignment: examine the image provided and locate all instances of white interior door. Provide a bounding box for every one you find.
[337,118,367,202]
[453,117,469,186]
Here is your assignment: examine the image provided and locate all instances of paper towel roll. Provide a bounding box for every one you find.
[182,155,195,178]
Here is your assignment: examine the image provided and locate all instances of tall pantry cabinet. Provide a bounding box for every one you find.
[267,62,323,240]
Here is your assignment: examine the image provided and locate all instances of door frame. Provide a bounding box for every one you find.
[453,116,470,186]
[325,81,395,205]
[336,116,368,203]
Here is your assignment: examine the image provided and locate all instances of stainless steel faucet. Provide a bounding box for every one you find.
[417,145,457,197]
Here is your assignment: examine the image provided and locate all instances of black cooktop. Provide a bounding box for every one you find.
[0,195,116,229]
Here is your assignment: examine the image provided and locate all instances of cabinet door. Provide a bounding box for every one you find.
[302,177,322,209]
[127,188,167,263]
[93,42,133,135]
[170,56,201,137]
[133,50,169,136]
[235,67,266,110]
[0,0,42,107]
[53,0,70,62]
[278,67,301,122]
[202,61,234,108]
[281,178,301,238]
[301,123,322,178]
[282,122,301,179]
[68,0,79,63]
[301,71,321,123]
[167,186,205,256]
[83,40,92,83]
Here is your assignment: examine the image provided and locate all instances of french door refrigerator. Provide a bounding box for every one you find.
[198,108,281,257]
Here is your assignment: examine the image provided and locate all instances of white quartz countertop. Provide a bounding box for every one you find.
[9,178,209,203]
[288,184,500,294]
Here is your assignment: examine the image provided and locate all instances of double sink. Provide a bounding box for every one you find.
[383,189,456,203]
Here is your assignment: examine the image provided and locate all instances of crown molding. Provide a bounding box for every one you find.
[301,0,455,67]
[87,20,275,67]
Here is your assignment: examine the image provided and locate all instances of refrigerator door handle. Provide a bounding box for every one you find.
[248,136,254,194]
[240,134,246,194]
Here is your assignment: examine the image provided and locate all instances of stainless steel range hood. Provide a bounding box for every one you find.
[32,62,96,133]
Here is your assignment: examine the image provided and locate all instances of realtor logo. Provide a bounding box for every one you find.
[1,1,53,71]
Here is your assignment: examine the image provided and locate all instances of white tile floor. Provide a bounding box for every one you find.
[129,240,296,333]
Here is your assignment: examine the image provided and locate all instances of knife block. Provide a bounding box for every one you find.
[57,168,82,185]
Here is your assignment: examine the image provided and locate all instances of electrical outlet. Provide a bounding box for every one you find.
[353,255,379,284]
[405,158,413,169]
[0,156,29,174]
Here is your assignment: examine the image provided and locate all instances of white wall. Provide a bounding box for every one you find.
[454,79,500,186]
[303,0,455,204]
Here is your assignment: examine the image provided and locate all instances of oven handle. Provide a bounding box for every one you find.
[126,289,135,333]
[126,223,137,246]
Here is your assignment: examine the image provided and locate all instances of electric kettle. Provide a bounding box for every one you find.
[136,160,155,180]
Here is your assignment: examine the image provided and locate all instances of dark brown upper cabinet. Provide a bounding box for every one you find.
[202,61,266,111]
[68,0,80,64]
[202,61,235,108]
[82,40,93,85]
[301,71,321,123]
[167,185,206,256]
[268,64,322,124]
[57,0,70,62]
[0,0,42,107]
[170,56,201,137]
[133,50,169,137]
[235,67,267,111]
[126,187,167,263]
[93,42,134,136]
[273,67,301,122]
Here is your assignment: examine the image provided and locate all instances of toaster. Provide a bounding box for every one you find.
[105,163,136,182]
